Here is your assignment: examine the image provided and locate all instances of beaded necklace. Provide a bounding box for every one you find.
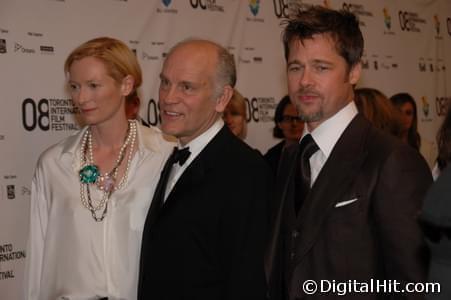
[78,120,137,221]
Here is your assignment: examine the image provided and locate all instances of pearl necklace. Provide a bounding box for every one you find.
[79,120,137,222]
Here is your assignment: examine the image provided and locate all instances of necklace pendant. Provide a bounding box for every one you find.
[97,174,115,193]
[79,165,100,184]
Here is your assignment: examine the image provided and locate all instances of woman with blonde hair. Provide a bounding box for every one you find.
[24,37,173,299]
[223,89,247,139]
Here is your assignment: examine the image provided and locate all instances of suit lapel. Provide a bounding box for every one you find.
[293,115,370,264]
[265,142,298,285]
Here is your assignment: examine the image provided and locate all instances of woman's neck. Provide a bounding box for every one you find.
[89,117,130,150]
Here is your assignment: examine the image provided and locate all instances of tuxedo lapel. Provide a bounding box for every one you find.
[293,115,370,264]
[159,126,230,215]
[144,156,175,231]
[161,156,207,211]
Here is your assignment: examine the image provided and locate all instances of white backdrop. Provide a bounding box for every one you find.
[0,0,450,298]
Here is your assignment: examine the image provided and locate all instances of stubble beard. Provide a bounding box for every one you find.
[296,103,324,123]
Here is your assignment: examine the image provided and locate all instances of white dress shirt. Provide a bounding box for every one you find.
[24,122,174,300]
[302,101,358,185]
[164,118,224,200]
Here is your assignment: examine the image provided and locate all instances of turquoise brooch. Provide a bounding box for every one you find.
[79,165,100,184]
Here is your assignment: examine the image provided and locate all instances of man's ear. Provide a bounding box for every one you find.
[121,75,135,96]
[349,62,362,85]
[215,85,233,113]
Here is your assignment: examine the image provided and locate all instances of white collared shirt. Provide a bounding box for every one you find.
[164,118,224,200]
[301,101,358,185]
[24,122,174,300]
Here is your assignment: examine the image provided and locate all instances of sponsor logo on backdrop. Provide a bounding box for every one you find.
[21,97,79,132]
[273,0,312,18]
[2,175,17,201]
[433,14,443,40]
[342,3,373,26]
[0,28,9,34]
[190,0,224,12]
[0,243,26,281]
[361,53,395,71]
[419,58,446,73]
[247,0,264,22]
[129,40,139,56]
[398,11,426,32]
[249,0,259,16]
[381,55,397,70]
[422,96,430,117]
[361,58,369,70]
[141,41,165,61]
[239,56,251,64]
[253,57,263,63]
[0,39,6,54]
[238,46,263,65]
[27,31,43,37]
[142,51,159,61]
[434,15,440,35]
[6,185,15,200]
[40,45,54,54]
[447,17,451,36]
[419,58,426,72]
[0,134,4,141]
[158,0,178,13]
[21,186,31,196]
[434,59,446,73]
[383,7,395,35]
[273,0,288,18]
[362,54,379,71]
[14,42,35,54]
[245,96,276,123]
[420,96,432,122]
[436,96,451,117]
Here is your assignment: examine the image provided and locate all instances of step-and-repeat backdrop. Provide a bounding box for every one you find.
[1,0,450,298]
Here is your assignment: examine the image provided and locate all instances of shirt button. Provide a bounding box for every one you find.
[292,230,299,238]
[290,252,295,260]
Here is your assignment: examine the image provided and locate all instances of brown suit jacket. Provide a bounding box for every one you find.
[265,114,432,300]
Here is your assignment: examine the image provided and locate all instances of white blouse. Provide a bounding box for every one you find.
[23,123,174,300]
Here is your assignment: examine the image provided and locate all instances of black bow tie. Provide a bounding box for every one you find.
[171,147,191,166]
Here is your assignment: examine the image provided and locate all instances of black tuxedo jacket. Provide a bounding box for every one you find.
[264,140,286,174]
[265,115,432,300]
[138,126,273,300]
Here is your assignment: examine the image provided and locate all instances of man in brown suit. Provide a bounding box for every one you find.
[265,6,432,300]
